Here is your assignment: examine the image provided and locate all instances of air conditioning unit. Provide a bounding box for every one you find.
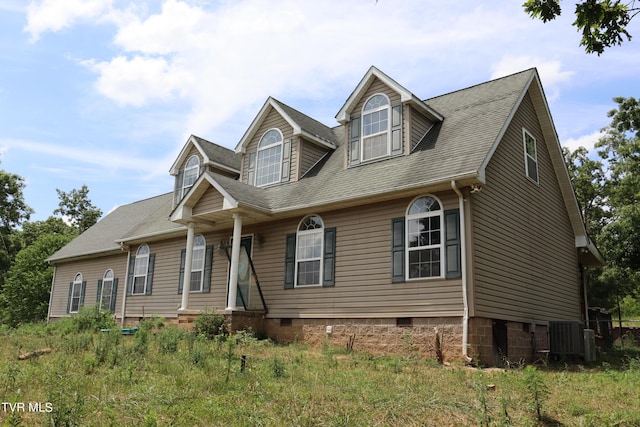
[583,329,596,362]
[549,320,584,357]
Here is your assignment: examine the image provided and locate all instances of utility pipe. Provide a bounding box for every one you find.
[452,180,473,363]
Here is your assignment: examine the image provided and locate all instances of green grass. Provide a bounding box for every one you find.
[1,323,639,426]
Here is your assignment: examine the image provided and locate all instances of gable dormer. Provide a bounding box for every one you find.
[336,66,443,167]
[235,98,337,187]
[170,135,241,207]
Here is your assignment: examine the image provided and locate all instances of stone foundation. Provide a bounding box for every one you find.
[468,318,549,366]
[265,317,465,362]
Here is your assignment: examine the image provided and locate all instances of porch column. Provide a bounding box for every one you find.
[226,213,243,311]
[179,222,196,311]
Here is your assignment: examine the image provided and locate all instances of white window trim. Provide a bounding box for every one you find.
[523,128,539,185]
[181,155,200,199]
[132,244,150,295]
[190,235,206,293]
[405,195,445,280]
[295,215,324,287]
[100,269,114,311]
[70,273,83,313]
[361,93,391,162]
[255,128,283,187]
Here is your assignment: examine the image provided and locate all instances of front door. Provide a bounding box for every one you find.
[236,236,253,307]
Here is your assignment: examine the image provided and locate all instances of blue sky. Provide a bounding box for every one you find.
[1,0,639,222]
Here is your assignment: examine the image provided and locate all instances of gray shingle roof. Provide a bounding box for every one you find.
[51,69,535,262]
[47,193,175,262]
[192,135,241,171]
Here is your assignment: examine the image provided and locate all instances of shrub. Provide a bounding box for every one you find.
[72,303,117,332]
[194,309,227,339]
[156,325,184,354]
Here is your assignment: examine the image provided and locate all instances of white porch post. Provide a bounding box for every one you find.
[226,213,243,311]
[179,222,196,311]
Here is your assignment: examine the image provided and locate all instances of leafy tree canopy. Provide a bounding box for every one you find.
[0,233,73,326]
[523,0,639,54]
[54,185,103,233]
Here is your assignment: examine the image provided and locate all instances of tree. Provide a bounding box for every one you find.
[0,165,33,289]
[0,233,73,326]
[54,185,103,232]
[19,216,78,248]
[523,0,640,54]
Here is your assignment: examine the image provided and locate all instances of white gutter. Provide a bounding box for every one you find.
[120,249,131,326]
[47,265,57,322]
[452,180,473,363]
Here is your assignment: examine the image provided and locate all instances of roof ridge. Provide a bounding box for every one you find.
[425,68,536,102]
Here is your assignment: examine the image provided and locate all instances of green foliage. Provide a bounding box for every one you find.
[71,303,117,332]
[156,325,184,354]
[521,365,549,421]
[54,184,103,232]
[523,0,637,54]
[0,233,73,326]
[193,308,228,339]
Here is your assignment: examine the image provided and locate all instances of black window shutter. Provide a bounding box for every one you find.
[146,254,155,295]
[247,152,256,185]
[391,104,403,155]
[174,170,184,205]
[178,249,186,294]
[281,139,292,182]
[391,217,405,283]
[284,233,296,289]
[203,245,213,293]
[96,279,103,304]
[349,116,361,166]
[323,227,336,287]
[111,278,118,313]
[67,282,73,313]
[126,256,135,296]
[80,281,87,308]
[444,209,462,278]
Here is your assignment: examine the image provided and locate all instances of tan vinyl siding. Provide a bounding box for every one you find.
[242,109,294,184]
[299,138,329,176]
[192,189,224,215]
[410,107,433,151]
[471,90,580,323]
[241,193,463,319]
[49,254,128,318]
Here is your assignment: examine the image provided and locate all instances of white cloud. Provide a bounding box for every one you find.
[24,0,113,41]
[491,55,574,101]
[562,130,603,153]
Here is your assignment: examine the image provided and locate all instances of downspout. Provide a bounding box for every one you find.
[452,180,473,363]
[120,248,131,327]
[47,263,56,323]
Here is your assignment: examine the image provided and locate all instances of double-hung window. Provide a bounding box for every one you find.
[68,273,84,313]
[181,155,200,197]
[296,216,324,286]
[406,196,444,279]
[523,129,539,183]
[362,94,390,161]
[255,129,283,186]
[99,269,115,311]
[133,244,150,294]
[190,235,206,292]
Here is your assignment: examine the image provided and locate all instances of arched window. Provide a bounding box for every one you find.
[100,269,115,311]
[182,155,200,197]
[361,94,390,161]
[406,196,444,279]
[69,273,83,313]
[255,128,283,186]
[190,235,206,292]
[296,215,324,286]
[133,244,150,294]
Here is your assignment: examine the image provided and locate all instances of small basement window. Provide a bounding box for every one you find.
[280,318,293,327]
[396,317,413,327]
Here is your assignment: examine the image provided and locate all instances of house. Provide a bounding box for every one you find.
[47,66,603,365]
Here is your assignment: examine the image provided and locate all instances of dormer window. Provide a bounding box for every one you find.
[175,155,201,205]
[362,94,390,161]
[255,128,283,186]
